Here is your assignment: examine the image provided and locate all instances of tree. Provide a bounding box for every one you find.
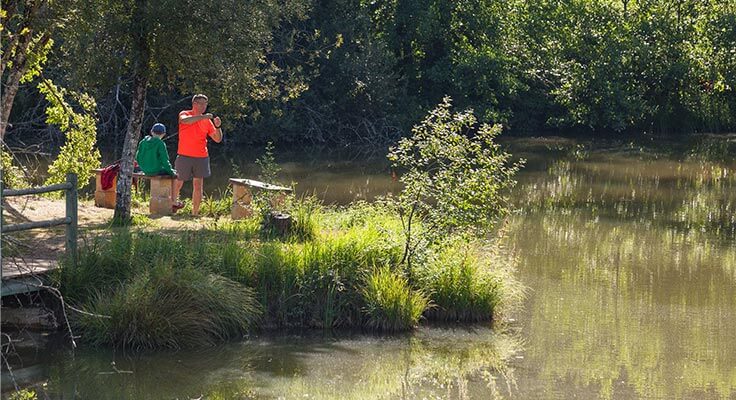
[387,97,523,276]
[38,79,100,189]
[0,0,72,140]
[58,0,308,222]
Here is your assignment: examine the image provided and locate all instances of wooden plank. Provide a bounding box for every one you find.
[1,217,70,233]
[2,259,58,279]
[1,277,43,297]
[229,178,292,192]
[2,182,73,197]
[133,172,174,181]
[1,307,57,329]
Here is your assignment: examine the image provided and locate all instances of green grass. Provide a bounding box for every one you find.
[285,196,321,241]
[362,266,429,331]
[199,188,233,218]
[415,239,508,322]
[56,202,518,349]
[75,265,260,350]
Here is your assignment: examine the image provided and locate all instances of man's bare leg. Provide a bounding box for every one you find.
[174,179,184,202]
[192,177,203,216]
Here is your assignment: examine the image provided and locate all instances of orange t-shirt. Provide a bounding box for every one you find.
[177,110,216,157]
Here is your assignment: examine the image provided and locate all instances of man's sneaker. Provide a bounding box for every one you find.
[172,201,185,212]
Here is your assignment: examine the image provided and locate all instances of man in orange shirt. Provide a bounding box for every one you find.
[174,94,223,216]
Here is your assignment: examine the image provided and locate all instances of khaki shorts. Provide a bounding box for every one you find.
[175,155,211,181]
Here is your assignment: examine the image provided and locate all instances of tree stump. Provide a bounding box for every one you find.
[267,211,292,237]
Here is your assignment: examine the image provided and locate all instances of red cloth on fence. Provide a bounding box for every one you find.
[100,163,119,190]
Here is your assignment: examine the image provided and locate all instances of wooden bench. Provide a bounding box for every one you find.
[229,178,293,219]
[133,172,176,215]
[93,168,116,209]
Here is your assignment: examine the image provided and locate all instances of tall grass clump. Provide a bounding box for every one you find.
[293,237,365,328]
[247,242,303,327]
[362,266,429,331]
[199,187,234,218]
[295,214,405,328]
[55,190,519,344]
[416,240,508,322]
[287,196,321,241]
[229,209,406,329]
[54,231,136,303]
[206,218,261,241]
[74,265,260,350]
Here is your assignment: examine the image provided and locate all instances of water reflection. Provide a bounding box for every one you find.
[32,327,519,399]
[205,147,397,205]
[508,143,736,399]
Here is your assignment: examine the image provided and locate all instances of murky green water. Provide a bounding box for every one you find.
[4,138,736,399]
[4,327,518,399]
[507,140,736,399]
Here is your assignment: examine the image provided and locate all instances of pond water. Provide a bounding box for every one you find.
[4,137,736,399]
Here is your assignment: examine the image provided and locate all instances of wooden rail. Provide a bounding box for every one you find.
[1,171,78,267]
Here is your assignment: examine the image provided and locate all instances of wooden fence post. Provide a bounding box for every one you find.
[65,173,78,266]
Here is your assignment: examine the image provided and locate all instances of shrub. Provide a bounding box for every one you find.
[387,97,523,273]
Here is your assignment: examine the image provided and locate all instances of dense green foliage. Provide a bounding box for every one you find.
[0,148,29,188]
[5,0,735,150]
[38,80,100,189]
[76,265,260,350]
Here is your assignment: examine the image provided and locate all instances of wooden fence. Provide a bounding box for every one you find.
[1,171,78,269]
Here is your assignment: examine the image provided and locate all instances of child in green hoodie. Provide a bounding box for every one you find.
[136,123,176,176]
[136,123,183,210]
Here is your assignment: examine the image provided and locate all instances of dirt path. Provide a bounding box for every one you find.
[2,196,214,276]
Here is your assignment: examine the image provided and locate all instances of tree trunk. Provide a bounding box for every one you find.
[113,73,148,223]
[0,29,37,140]
[112,0,150,223]
[0,0,50,140]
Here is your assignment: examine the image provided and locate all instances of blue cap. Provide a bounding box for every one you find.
[151,123,166,134]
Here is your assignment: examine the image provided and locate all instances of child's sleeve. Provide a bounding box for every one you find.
[157,141,176,176]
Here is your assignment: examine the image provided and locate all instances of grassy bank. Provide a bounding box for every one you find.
[53,200,521,349]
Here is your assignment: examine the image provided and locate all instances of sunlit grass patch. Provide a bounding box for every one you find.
[362,266,429,331]
[416,238,518,322]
